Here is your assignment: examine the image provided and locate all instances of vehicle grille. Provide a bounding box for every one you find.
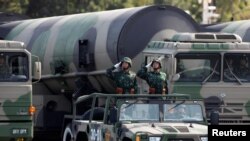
[174,126,189,132]
[163,126,178,132]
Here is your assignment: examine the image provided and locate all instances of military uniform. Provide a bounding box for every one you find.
[106,57,138,94]
[137,60,168,94]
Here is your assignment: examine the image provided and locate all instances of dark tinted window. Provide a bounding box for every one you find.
[0,52,29,82]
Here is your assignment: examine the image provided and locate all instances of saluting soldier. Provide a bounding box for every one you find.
[106,57,138,94]
[137,58,168,94]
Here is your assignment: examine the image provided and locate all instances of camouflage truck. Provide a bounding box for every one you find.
[0,5,200,139]
[63,93,208,141]
[0,40,41,141]
[141,32,250,124]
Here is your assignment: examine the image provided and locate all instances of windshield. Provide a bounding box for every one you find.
[119,103,159,121]
[164,104,203,121]
[0,52,29,82]
[176,53,221,82]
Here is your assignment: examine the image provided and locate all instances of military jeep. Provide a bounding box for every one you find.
[63,93,208,141]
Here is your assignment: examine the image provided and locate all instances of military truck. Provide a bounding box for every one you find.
[63,93,208,141]
[0,5,201,139]
[0,40,41,141]
[142,32,250,124]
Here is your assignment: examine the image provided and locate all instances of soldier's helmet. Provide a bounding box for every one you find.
[121,57,132,67]
[151,59,162,68]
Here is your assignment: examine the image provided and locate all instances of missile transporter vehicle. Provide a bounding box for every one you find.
[64,93,208,141]
[142,32,250,124]
[0,5,200,139]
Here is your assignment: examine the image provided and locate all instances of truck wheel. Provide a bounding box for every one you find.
[63,124,73,141]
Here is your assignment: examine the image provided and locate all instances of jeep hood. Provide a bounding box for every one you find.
[122,122,207,135]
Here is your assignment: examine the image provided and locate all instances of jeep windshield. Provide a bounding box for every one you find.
[164,104,203,122]
[119,103,159,121]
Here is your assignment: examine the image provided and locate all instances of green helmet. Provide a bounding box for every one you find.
[151,59,162,68]
[121,57,132,67]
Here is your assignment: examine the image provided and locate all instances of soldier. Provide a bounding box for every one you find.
[106,57,138,94]
[0,54,10,79]
[137,58,168,94]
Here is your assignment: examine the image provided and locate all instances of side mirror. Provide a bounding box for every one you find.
[172,74,180,81]
[34,61,41,80]
[210,110,219,125]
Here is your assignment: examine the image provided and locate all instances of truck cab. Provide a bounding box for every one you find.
[64,93,208,141]
[0,40,41,141]
[141,32,250,124]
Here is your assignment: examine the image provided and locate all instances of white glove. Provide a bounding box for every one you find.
[114,62,121,68]
[145,62,152,68]
[158,55,165,60]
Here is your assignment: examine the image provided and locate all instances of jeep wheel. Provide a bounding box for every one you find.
[63,124,73,141]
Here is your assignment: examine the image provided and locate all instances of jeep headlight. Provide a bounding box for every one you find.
[149,137,161,141]
[200,137,208,141]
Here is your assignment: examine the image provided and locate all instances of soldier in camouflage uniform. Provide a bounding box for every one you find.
[106,57,138,94]
[137,58,168,94]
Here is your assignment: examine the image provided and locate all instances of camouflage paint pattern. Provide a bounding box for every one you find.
[204,20,250,42]
[0,5,200,138]
[106,66,138,94]
[143,33,250,124]
[137,67,168,94]
[0,90,33,141]
[0,5,199,94]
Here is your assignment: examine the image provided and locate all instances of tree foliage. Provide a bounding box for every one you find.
[0,0,250,23]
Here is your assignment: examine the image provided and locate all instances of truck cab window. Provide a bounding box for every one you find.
[224,53,250,82]
[176,53,221,82]
[0,52,28,82]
